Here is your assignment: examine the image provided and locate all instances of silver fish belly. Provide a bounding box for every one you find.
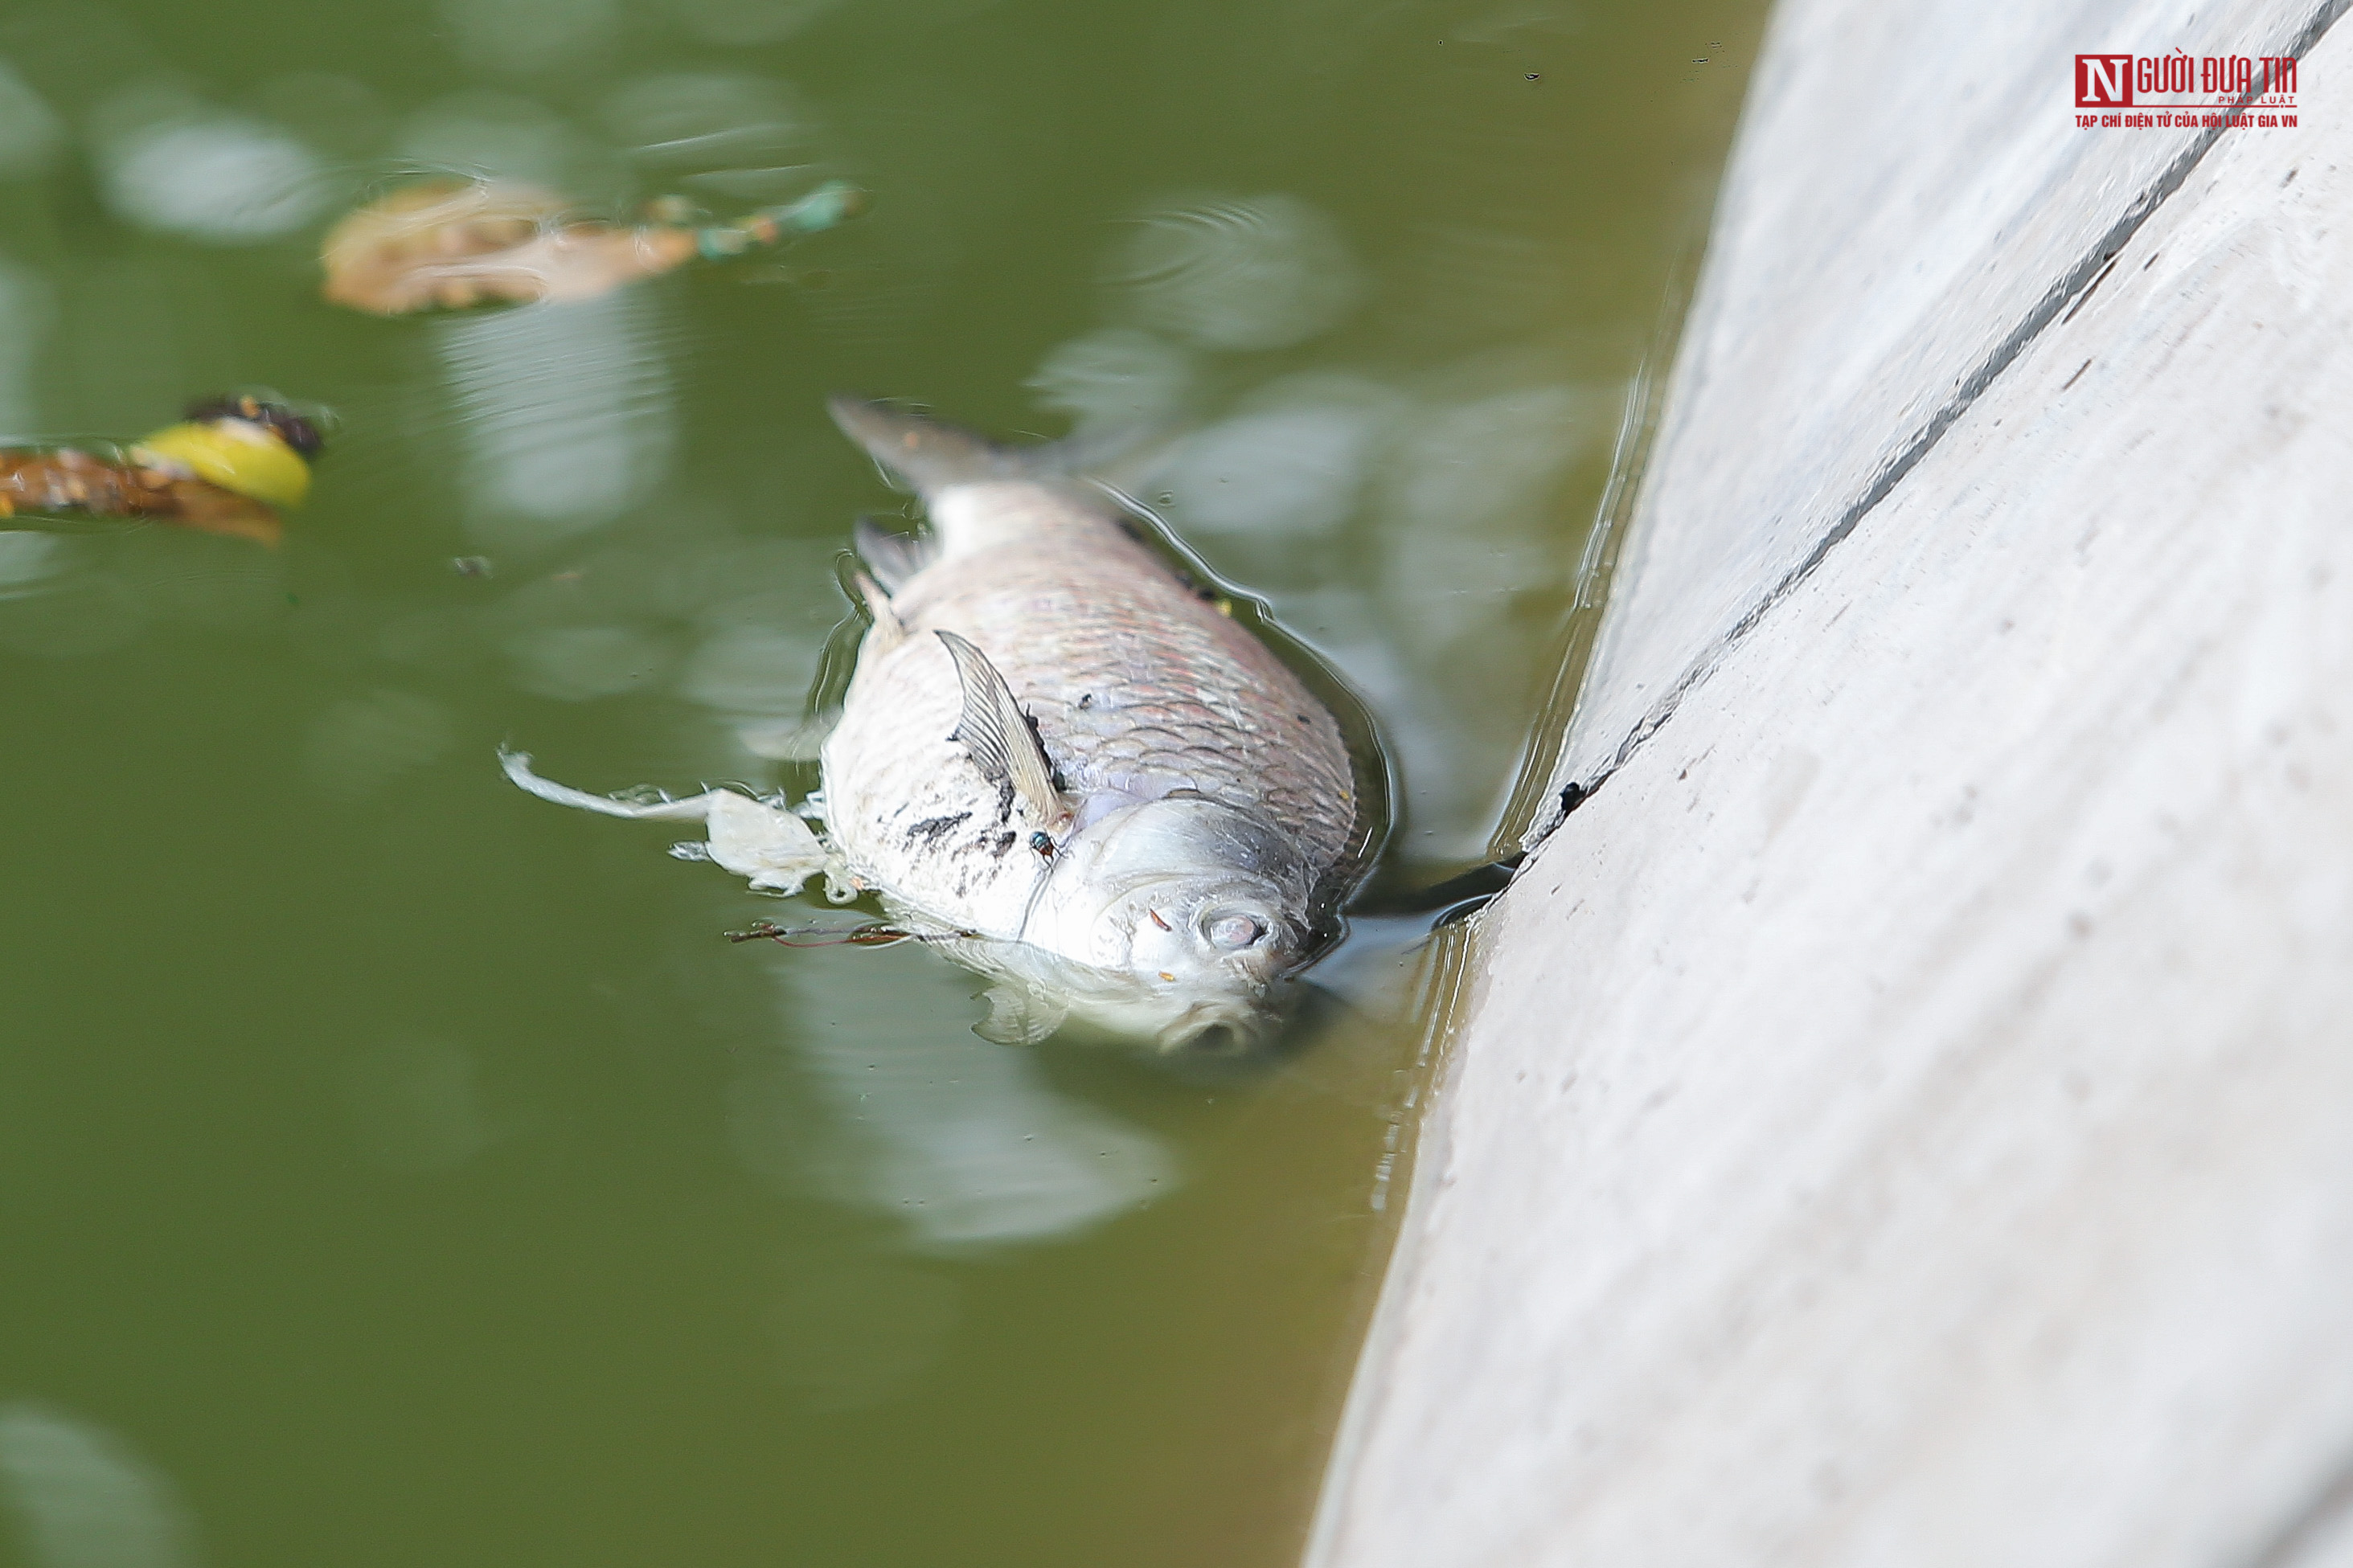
[820,398,1359,1050]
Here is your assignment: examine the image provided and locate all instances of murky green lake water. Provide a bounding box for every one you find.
[0,2,1756,1563]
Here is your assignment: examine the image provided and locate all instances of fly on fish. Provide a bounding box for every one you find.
[505,396,1371,1054]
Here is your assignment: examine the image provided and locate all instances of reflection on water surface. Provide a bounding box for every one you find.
[437,294,676,551]
[0,1406,199,1568]
[0,0,1760,1563]
[735,945,1178,1249]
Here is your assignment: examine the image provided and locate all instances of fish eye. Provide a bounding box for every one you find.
[1205,911,1265,951]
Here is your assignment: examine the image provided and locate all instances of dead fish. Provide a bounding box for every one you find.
[823,395,1365,1051]
[0,395,326,546]
[506,398,1364,1054]
[320,177,867,315]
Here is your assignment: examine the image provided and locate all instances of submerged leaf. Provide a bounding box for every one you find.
[321,178,690,313]
[322,176,867,315]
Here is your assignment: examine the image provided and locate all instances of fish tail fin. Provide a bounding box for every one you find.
[826,395,1167,499]
[827,396,1025,496]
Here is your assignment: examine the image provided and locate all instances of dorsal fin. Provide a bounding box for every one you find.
[937,630,1069,831]
[851,514,940,592]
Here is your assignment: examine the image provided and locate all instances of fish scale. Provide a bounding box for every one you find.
[824,490,1356,940]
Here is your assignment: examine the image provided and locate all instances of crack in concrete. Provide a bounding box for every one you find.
[2236,1450,2353,1568]
[1531,0,2350,849]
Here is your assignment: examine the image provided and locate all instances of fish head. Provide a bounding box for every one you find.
[1022,795,1318,1053]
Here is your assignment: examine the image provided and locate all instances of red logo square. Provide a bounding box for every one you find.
[2076,54,2134,107]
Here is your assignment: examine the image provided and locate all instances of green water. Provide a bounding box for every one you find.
[0,2,1758,1563]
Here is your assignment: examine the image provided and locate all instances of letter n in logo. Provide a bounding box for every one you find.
[2076,54,2134,107]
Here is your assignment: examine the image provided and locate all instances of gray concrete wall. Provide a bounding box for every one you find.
[1309,1,2353,1563]
[1532,0,2344,834]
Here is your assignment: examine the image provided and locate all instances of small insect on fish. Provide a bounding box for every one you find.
[504,396,1369,1054]
[0,395,326,546]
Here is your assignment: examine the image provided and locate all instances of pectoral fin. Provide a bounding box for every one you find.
[937,630,1069,830]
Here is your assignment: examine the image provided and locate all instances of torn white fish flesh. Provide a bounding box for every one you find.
[501,751,855,899]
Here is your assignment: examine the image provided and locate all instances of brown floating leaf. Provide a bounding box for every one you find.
[321,178,699,314]
[321,177,869,316]
[0,448,282,546]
